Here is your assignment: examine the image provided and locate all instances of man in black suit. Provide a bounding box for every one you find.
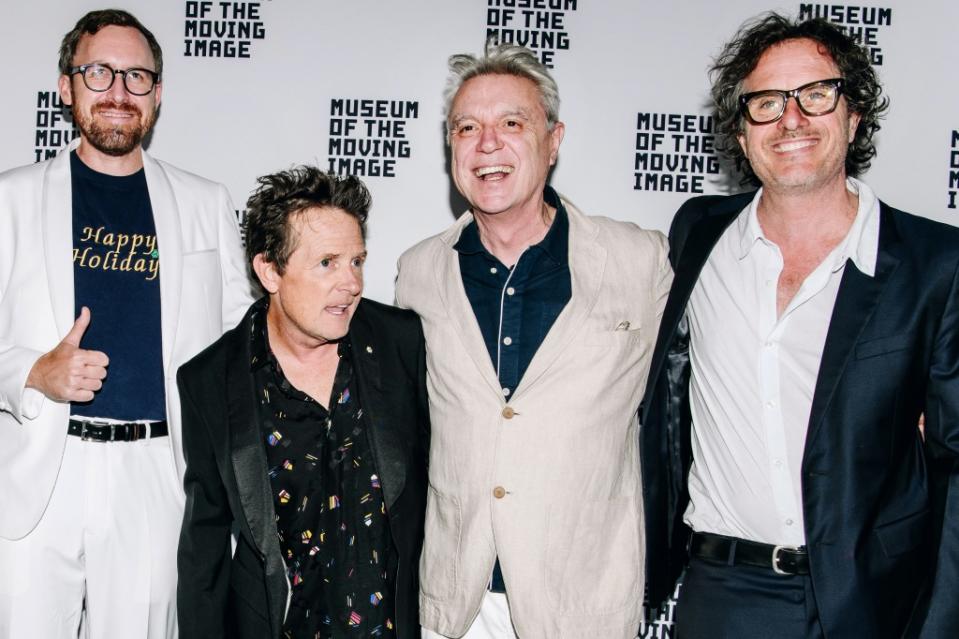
[176,166,428,639]
[641,14,959,638]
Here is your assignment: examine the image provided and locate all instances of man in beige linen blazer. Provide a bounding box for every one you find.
[396,43,672,639]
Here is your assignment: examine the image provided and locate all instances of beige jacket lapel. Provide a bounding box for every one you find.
[514,198,606,397]
[434,212,503,397]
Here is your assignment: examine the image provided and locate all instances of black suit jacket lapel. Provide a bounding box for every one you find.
[804,203,901,452]
[349,302,408,511]
[225,318,288,632]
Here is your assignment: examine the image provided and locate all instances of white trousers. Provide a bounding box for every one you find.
[0,434,184,639]
[422,591,519,639]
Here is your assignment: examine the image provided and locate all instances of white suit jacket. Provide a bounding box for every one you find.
[396,197,672,639]
[0,143,253,540]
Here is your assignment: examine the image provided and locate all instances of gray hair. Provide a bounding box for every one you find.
[444,41,560,134]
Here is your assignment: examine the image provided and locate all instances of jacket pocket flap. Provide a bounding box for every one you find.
[874,508,929,558]
[855,332,914,360]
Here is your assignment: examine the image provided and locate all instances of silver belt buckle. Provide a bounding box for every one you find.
[78,419,116,442]
[772,544,799,575]
[79,421,111,442]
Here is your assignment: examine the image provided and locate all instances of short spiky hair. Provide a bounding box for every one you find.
[59,9,163,76]
[711,12,889,185]
[244,166,370,288]
[444,41,561,135]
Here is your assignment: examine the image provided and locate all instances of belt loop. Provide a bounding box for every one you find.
[726,538,737,566]
[143,422,151,445]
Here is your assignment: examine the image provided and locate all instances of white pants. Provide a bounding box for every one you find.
[0,434,184,639]
[422,591,518,639]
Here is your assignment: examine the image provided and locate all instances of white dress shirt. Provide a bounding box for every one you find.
[684,178,880,546]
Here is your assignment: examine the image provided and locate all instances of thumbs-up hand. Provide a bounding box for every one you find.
[26,307,110,403]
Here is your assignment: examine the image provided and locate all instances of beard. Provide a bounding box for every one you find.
[73,99,156,157]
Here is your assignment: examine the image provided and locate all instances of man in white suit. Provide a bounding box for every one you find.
[0,10,251,638]
[396,43,672,639]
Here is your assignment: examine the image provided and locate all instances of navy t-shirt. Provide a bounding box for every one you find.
[70,151,166,421]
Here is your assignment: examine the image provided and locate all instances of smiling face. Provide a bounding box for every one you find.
[737,38,860,196]
[58,25,161,160]
[448,73,564,219]
[254,207,366,348]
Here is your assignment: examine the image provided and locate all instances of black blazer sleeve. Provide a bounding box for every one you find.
[919,257,959,637]
[176,366,233,639]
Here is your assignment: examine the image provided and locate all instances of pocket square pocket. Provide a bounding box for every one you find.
[855,332,914,360]
[585,324,642,347]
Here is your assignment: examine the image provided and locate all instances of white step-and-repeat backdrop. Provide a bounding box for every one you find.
[2,1,957,634]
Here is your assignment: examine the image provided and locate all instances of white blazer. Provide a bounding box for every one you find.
[396,197,673,639]
[0,143,253,540]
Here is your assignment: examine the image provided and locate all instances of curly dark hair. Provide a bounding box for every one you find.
[710,13,889,186]
[244,166,370,288]
[59,9,163,76]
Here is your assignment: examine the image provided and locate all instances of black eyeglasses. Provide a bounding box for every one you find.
[739,78,844,125]
[68,63,160,96]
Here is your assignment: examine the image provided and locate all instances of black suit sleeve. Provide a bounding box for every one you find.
[414,316,430,459]
[176,368,233,639]
[919,259,959,637]
[667,196,708,267]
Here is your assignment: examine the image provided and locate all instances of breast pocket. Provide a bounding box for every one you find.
[584,327,643,349]
[855,332,915,360]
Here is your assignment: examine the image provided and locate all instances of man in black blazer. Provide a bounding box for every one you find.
[177,166,428,639]
[641,14,958,638]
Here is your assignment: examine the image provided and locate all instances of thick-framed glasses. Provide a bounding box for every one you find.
[739,78,844,125]
[68,63,160,96]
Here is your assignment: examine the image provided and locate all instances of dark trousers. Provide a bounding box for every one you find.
[675,556,825,639]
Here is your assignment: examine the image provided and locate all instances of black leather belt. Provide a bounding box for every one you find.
[68,419,168,442]
[689,531,809,576]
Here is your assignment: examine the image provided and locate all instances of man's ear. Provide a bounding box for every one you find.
[548,121,565,166]
[847,110,861,144]
[58,74,73,107]
[252,254,280,294]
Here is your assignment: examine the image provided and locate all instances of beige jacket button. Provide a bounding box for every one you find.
[493,486,507,499]
[502,406,515,419]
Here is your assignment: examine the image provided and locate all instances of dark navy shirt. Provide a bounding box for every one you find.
[70,151,165,421]
[454,186,571,399]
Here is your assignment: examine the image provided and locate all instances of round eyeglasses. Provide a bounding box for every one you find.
[739,78,844,125]
[68,63,160,96]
